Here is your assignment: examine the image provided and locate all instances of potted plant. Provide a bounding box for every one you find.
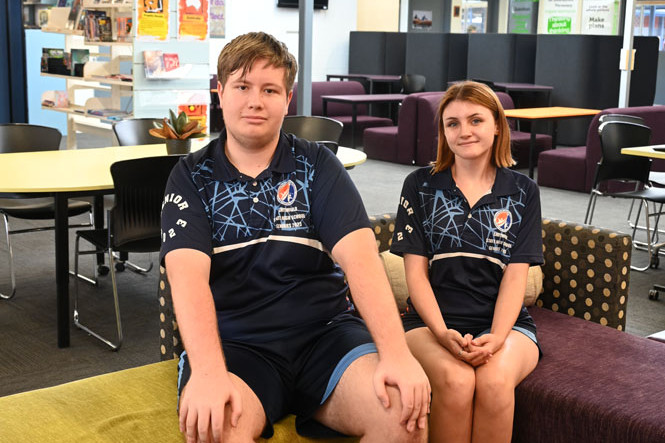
[149,110,207,154]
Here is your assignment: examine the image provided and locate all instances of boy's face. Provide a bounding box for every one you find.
[218,59,292,151]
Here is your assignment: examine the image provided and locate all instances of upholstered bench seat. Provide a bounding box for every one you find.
[0,359,355,443]
[515,307,665,442]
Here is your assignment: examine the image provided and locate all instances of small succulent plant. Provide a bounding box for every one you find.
[149,110,207,140]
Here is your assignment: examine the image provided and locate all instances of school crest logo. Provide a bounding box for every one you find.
[493,209,512,232]
[277,180,298,206]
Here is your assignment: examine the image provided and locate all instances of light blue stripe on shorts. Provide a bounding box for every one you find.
[321,342,378,404]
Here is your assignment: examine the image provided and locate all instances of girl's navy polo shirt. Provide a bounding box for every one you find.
[160,131,370,343]
[390,166,544,332]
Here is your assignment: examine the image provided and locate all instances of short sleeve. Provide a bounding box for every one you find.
[390,170,430,258]
[159,157,213,265]
[509,178,543,266]
[309,145,370,252]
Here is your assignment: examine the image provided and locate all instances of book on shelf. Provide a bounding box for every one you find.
[70,48,89,77]
[41,90,69,108]
[41,48,68,74]
[116,16,132,42]
[163,53,179,71]
[89,73,133,82]
[84,10,112,42]
[66,0,83,30]
[143,50,165,78]
[86,109,130,121]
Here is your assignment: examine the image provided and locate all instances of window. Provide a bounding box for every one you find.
[634,3,665,50]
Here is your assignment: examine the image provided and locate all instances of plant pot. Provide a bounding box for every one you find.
[165,138,191,155]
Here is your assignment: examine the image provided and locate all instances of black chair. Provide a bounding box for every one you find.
[0,124,93,300]
[281,115,344,145]
[598,114,665,234]
[73,155,181,349]
[112,118,163,146]
[400,74,426,94]
[584,120,665,271]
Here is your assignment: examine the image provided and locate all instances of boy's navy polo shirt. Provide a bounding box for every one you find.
[160,130,370,343]
[390,166,544,332]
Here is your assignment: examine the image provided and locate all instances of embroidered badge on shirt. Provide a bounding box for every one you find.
[493,209,512,233]
[277,180,298,206]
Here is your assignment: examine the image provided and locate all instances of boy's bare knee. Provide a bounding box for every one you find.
[363,385,427,442]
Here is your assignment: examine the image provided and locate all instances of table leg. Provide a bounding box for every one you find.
[351,104,358,149]
[552,120,559,150]
[54,194,70,348]
[528,127,536,179]
[94,196,105,266]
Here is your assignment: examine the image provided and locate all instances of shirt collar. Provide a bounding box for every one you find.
[427,166,521,198]
[211,129,297,182]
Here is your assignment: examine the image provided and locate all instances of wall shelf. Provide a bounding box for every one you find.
[39,0,209,148]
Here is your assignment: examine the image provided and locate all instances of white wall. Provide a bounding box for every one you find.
[209,0,358,81]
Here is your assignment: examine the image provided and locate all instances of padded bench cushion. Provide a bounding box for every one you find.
[515,307,665,443]
[0,359,356,443]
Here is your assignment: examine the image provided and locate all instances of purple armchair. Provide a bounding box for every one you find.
[363,92,444,164]
[288,81,393,148]
[538,105,665,192]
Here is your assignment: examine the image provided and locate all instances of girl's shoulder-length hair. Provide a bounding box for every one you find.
[432,80,514,173]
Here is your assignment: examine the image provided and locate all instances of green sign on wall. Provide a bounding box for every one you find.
[548,16,572,33]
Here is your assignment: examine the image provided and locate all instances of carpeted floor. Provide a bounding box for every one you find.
[1,136,664,397]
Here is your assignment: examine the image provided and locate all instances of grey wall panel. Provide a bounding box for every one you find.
[447,34,469,86]
[513,34,537,83]
[630,36,659,106]
[535,34,659,145]
[467,33,514,83]
[384,32,406,75]
[405,33,448,92]
[349,31,386,74]
[654,51,665,105]
[535,35,599,145]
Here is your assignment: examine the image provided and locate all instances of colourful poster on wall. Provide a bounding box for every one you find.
[178,0,208,40]
[508,0,537,34]
[137,0,169,40]
[581,0,619,35]
[210,0,225,38]
[539,0,580,34]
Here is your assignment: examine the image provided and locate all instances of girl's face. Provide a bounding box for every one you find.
[442,99,498,163]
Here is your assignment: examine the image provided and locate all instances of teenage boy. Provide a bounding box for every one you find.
[160,32,429,443]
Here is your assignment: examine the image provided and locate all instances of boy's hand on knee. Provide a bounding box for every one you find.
[372,356,431,432]
[179,372,243,443]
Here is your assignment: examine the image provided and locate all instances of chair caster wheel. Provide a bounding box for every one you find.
[97,265,109,276]
[649,289,660,300]
[115,262,126,272]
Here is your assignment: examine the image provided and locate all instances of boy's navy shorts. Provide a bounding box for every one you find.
[177,312,377,438]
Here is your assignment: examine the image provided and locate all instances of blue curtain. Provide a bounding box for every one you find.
[0,0,28,123]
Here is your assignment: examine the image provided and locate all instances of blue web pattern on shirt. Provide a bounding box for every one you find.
[422,187,528,257]
[191,151,315,242]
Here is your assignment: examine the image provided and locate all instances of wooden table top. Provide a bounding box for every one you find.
[621,145,665,160]
[0,140,365,194]
[321,93,407,103]
[504,106,601,120]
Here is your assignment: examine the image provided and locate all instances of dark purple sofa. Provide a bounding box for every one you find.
[363,92,444,164]
[515,307,665,443]
[288,81,393,148]
[538,105,665,192]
